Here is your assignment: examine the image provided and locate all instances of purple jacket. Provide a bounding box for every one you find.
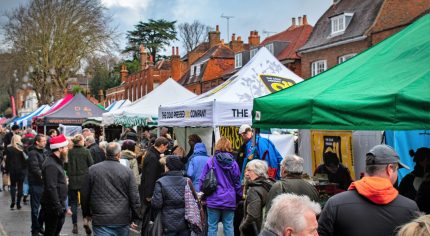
[198,151,242,210]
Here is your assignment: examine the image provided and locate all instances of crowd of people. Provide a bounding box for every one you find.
[0,124,429,236]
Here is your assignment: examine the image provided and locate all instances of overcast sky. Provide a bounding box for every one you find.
[0,0,332,57]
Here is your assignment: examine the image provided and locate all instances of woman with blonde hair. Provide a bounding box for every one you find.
[397,214,430,236]
[199,137,242,236]
[5,135,27,210]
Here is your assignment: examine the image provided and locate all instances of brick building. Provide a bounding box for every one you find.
[105,45,171,105]
[298,0,430,79]
[231,15,313,78]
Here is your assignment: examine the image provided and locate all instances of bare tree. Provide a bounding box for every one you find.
[2,0,118,105]
[178,20,211,53]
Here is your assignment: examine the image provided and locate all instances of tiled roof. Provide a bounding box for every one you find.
[299,0,384,52]
[179,44,234,86]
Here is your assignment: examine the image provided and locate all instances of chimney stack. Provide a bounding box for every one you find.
[209,25,221,48]
[139,44,147,70]
[303,15,308,25]
[171,46,181,81]
[229,34,243,52]
[120,64,128,83]
[292,17,296,26]
[298,16,302,26]
[248,30,260,47]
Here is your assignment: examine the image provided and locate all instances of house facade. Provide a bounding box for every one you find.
[298,0,430,79]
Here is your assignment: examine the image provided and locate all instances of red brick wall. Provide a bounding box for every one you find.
[371,0,430,34]
[201,59,234,82]
[185,83,201,94]
[286,60,302,78]
[300,39,370,79]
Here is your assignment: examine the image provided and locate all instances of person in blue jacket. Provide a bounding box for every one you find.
[238,124,283,181]
[186,142,210,191]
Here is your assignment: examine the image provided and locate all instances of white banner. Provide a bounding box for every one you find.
[158,101,213,127]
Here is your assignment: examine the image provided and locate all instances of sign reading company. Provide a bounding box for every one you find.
[161,109,208,119]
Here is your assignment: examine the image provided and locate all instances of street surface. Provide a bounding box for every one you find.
[0,174,140,236]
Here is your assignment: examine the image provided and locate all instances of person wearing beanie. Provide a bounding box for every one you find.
[399,147,430,200]
[41,134,69,236]
[152,155,190,235]
[120,139,140,186]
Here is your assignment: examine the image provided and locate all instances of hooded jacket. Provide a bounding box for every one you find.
[120,150,140,185]
[240,177,274,236]
[198,151,242,210]
[67,145,94,190]
[186,143,210,191]
[318,176,419,236]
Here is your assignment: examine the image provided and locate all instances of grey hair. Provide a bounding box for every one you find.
[264,193,321,235]
[99,141,108,151]
[246,159,268,178]
[281,154,304,174]
[85,135,95,145]
[106,142,121,158]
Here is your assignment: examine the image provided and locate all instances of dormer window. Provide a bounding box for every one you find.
[250,48,258,58]
[265,43,274,55]
[330,13,354,36]
[235,53,243,68]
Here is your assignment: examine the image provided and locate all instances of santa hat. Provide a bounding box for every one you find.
[50,134,69,150]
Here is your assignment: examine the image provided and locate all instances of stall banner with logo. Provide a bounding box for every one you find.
[311,130,355,179]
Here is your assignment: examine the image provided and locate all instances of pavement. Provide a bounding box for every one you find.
[0,175,140,236]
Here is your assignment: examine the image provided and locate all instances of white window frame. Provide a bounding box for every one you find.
[265,43,274,54]
[311,60,327,76]
[235,53,243,68]
[250,48,258,58]
[338,53,357,64]
[331,13,353,35]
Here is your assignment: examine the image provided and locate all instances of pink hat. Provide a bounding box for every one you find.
[50,134,69,149]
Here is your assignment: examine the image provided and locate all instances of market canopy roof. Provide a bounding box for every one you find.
[106,99,131,112]
[102,78,195,126]
[158,47,303,127]
[36,93,105,126]
[253,14,430,130]
[14,104,51,127]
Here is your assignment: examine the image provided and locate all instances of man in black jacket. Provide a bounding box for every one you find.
[41,134,69,236]
[318,144,419,236]
[81,142,140,235]
[85,136,105,164]
[28,134,48,236]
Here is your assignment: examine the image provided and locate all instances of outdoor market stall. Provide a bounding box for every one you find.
[34,93,105,134]
[252,14,430,179]
[158,47,303,153]
[13,104,51,128]
[102,78,195,127]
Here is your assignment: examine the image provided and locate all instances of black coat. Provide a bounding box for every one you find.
[87,143,105,164]
[27,147,48,185]
[152,171,188,233]
[81,159,141,226]
[41,154,68,213]
[140,146,164,199]
[416,176,430,214]
[5,146,27,174]
[318,190,419,236]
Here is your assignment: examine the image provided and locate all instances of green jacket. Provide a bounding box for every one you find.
[265,174,320,213]
[67,145,93,190]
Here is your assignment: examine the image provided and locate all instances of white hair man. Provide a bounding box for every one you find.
[318,144,419,236]
[265,155,319,212]
[260,193,321,236]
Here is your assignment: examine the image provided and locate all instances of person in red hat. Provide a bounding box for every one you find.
[41,134,69,236]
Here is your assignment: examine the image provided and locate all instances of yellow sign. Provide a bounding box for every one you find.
[311,130,355,179]
[219,126,243,151]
